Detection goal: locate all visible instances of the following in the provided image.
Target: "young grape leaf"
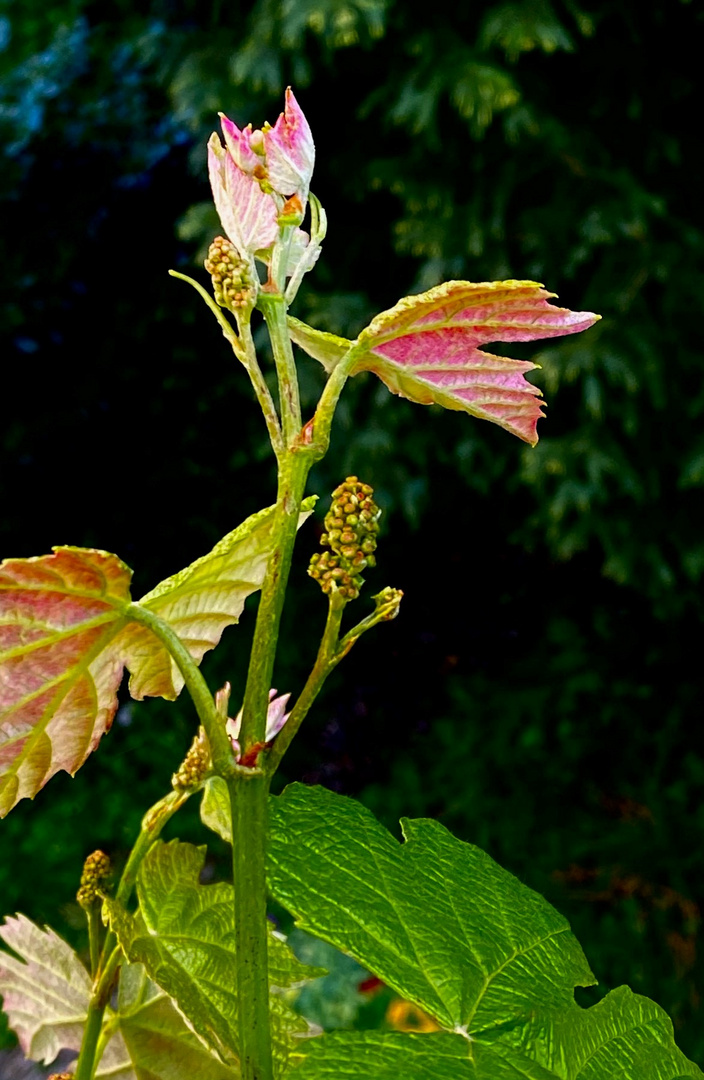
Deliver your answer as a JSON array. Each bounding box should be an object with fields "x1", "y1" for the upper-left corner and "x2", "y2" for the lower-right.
[
  {"x1": 105, "y1": 839, "x2": 324, "y2": 1076},
  {"x1": 268, "y1": 784, "x2": 702, "y2": 1080},
  {"x1": 0, "y1": 915, "x2": 237, "y2": 1078},
  {"x1": 291, "y1": 281, "x2": 600, "y2": 444},
  {"x1": 0, "y1": 914, "x2": 92, "y2": 1064},
  {"x1": 200, "y1": 775, "x2": 233, "y2": 841},
  {"x1": 110, "y1": 961, "x2": 238, "y2": 1080},
  {"x1": 0, "y1": 499, "x2": 315, "y2": 817}
]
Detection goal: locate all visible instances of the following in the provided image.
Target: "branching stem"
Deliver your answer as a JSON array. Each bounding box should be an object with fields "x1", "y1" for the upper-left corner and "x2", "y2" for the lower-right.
[
  {"x1": 125, "y1": 603, "x2": 234, "y2": 777},
  {"x1": 73, "y1": 788, "x2": 192, "y2": 1080}
]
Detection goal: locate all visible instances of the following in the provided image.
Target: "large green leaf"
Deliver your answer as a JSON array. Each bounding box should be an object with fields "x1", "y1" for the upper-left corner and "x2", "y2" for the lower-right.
[
  {"x1": 480, "y1": 982, "x2": 703, "y2": 1080},
  {"x1": 0, "y1": 915, "x2": 233, "y2": 1079},
  {"x1": 105, "y1": 839, "x2": 323, "y2": 1077},
  {"x1": 268, "y1": 784, "x2": 702, "y2": 1080},
  {"x1": 0, "y1": 499, "x2": 315, "y2": 816},
  {"x1": 290, "y1": 1030, "x2": 559, "y2": 1080},
  {"x1": 269, "y1": 783, "x2": 595, "y2": 1032}
]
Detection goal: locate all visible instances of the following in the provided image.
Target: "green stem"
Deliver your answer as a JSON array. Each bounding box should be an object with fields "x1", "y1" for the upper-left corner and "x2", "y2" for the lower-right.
[
  {"x1": 116, "y1": 788, "x2": 192, "y2": 904},
  {"x1": 307, "y1": 344, "x2": 363, "y2": 461},
  {"x1": 73, "y1": 945, "x2": 122, "y2": 1080},
  {"x1": 239, "y1": 318, "x2": 285, "y2": 460},
  {"x1": 258, "y1": 293, "x2": 301, "y2": 447},
  {"x1": 266, "y1": 591, "x2": 345, "y2": 775},
  {"x1": 125, "y1": 603, "x2": 234, "y2": 777},
  {"x1": 168, "y1": 270, "x2": 284, "y2": 459},
  {"x1": 229, "y1": 772, "x2": 273, "y2": 1080},
  {"x1": 226, "y1": 294, "x2": 316, "y2": 1080},
  {"x1": 238, "y1": 452, "x2": 311, "y2": 752},
  {"x1": 267, "y1": 587, "x2": 403, "y2": 776},
  {"x1": 88, "y1": 906, "x2": 101, "y2": 979},
  {"x1": 73, "y1": 994, "x2": 105, "y2": 1080},
  {"x1": 73, "y1": 788, "x2": 192, "y2": 1080}
]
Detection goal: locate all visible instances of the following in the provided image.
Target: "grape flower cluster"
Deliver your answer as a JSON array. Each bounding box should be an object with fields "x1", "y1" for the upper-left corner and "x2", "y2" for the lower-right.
[
  {"x1": 172, "y1": 726, "x2": 210, "y2": 790},
  {"x1": 205, "y1": 236, "x2": 257, "y2": 312},
  {"x1": 76, "y1": 850, "x2": 112, "y2": 910},
  {"x1": 308, "y1": 477, "x2": 380, "y2": 601}
]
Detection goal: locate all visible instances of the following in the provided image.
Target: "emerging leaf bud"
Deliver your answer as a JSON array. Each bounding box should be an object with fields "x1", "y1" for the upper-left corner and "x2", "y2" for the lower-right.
[
  {"x1": 205, "y1": 236, "x2": 257, "y2": 312},
  {"x1": 308, "y1": 477, "x2": 381, "y2": 602},
  {"x1": 172, "y1": 726, "x2": 211, "y2": 790},
  {"x1": 76, "y1": 850, "x2": 112, "y2": 909}
]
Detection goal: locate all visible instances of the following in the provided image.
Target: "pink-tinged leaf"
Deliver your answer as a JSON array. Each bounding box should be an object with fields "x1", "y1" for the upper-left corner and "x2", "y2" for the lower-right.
[
  {"x1": 0, "y1": 501, "x2": 316, "y2": 816},
  {"x1": 208, "y1": 134, "x2": 278, "y2": 257},
  {"x1": 0, "y1": 548, "x2": 133, "y2": 817},
  {"x1": 335, "y1": 280, "x2": 599, "y2": 445},
  {"x1": 0, "y1": 916, "x2": 237, "y2": 1079},
  {"x1": 226, "y1": 688, "x2": 291, "y2": 758},
  {"x1": 218, "y1": 114, "x2": 260, "y2": 174},
  {"x1": 0, "y1": 914, "x2": 93, "y2": 1063},
  {"x1": 263, "y1": 87, "x2": 315, "y2": 199}
]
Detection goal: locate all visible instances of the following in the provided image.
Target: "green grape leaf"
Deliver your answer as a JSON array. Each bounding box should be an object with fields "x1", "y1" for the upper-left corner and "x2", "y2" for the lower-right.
[
  {"x1": 480, "y1": 982, "x2": 704, "y2": 1080},
  {"x1": 200, "y1": 775, "x2": 234, "y2": 842},
  {"x1": 268, "y1": 785, "x2": 702, "y2": 1080},
  {"x1": 269, "y1": 783, "x2": 595, "y2": 1032},
  {"x1": 290, "y1": 1030, "x2": 559, "y2": 1079},
  {"x1": 0, "y1": 499, "x2": 315, "y2": 817},
  {"x1": 109, "y1": 961, "x2": 238, "y2": 1080},
  {"x1": 105, "y1": 839, "x2": 323, "y2": 1077},
  {"x1": 0, "y1": 915, "x2": 234, "y2": 1079},
  {"x1": 290, "y1": 282, "x2": 600, "y2": 444},
  {"x1": 287, "y1": 316, "x2": 352, "y2": 372}
]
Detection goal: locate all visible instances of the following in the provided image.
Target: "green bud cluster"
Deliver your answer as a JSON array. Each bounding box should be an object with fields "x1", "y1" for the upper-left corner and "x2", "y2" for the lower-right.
[
  {"x1": 172, "y1": 727, "x2": 210, "y2": 790},
  {"x1": 205, "y1": 236, "x2": 256, "y2": 312},
  {"x1": 76, "y1": 850, "x2": 111, "y2": 910},
  {"x1": 308, "y1": 477, "x2": 380, "y2": 601}
]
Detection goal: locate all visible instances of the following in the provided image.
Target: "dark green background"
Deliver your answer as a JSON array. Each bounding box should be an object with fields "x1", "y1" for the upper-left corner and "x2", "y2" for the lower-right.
[{"x1": 1, "y1": 0, "x2": 703, "y2": 1061}]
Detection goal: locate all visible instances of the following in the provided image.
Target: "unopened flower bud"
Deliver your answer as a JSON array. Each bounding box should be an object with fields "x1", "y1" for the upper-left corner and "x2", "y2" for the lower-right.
[
  {"x1": 308, "y1": 477, "x2": 381, "y2": 602},
  {"x1": 77, "y1": 850, "x2": 112, "y2": 909},
  {"x1": 205, "y1": 236, "x2": 257, "y2": 313},
  {"x1": 49, "y1": 1073, "x2": 74, "y2": 1079},
  {"x1": 172, "y1": 726, "x2": 211, "y2": 790}
]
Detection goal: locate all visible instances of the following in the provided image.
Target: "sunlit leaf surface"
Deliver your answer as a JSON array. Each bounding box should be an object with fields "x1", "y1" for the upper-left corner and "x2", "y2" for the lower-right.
[
  {"x1": 0, "y1": 500, "x2": 315, "y2": 815},
  {"x1": 269, "y1": 784, "x2": 702, "y2": 1079},
  {"x1": 106, "y1": 839, "x2": 323, "y2": 1076}
]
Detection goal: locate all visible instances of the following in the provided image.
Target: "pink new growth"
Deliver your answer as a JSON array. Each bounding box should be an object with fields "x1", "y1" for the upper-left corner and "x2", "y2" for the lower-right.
[
  {"x1": 208, "y1": 136, "x2": 279, "y2": 256},
  {"x1": 210, "y1": 88, "x2": 315, "y2": 261},
  {"x1": 226, "y1": 689, "x2": 291, "y2": 760},
  {"x1": 356, "y1": 281, "x2": 601, "y2": 445},
  {"x1": 263, "y1": 88, "x2": 315, "y2": 200}
]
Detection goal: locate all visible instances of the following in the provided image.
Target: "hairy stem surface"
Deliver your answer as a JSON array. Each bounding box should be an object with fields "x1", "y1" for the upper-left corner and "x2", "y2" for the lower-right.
[{"x1": 229, "y1": 772, "x2": 273, "y2": 1080}]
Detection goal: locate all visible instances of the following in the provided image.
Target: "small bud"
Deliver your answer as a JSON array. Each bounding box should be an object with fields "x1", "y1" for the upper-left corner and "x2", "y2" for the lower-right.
[
  {"x1": 308, "y1": 477, "x2": 380, "y2": 603},
  {"x1": 172, "y1": 727, "x2": 211, "y2": 790},
  {"x1": 205, "y1": 236, "x2": 257, "y2": 313},
  {"x1": 49, "y1": 1073, "x2": 75, "y2": 1080},
  {"x1": 77, "y1": 850, "x2": 112, "y2": 909}
]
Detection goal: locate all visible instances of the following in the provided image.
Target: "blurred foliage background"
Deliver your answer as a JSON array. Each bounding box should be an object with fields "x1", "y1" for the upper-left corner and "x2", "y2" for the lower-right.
[{"x1": 1, "y1": 0, "x2": 704, "y2": 1065}]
